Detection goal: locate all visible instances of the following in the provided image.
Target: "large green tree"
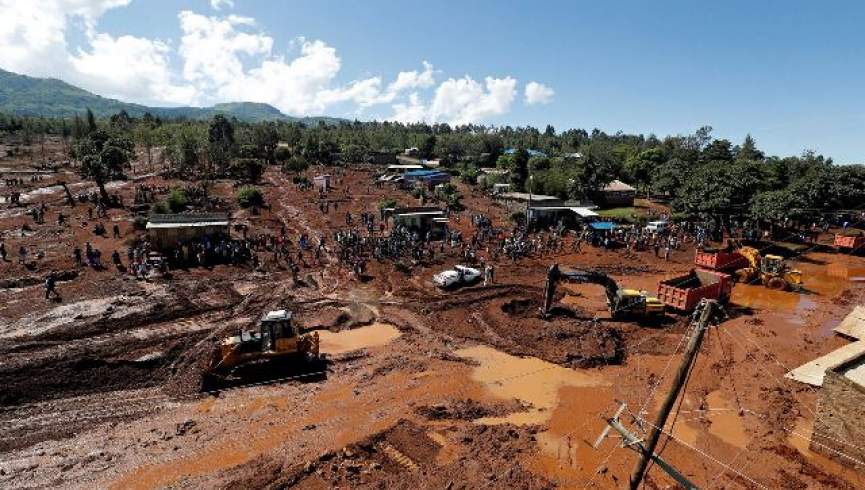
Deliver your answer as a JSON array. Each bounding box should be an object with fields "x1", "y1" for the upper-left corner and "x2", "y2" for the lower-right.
[{"x1": 75, "y1": 129, "x2": 134, "y2": 202}]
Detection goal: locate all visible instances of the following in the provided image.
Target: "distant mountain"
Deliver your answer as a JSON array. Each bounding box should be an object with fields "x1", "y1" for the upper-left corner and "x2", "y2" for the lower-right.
[{"x1": 0, "y1": 68, "x2": 345, "y2": 124}]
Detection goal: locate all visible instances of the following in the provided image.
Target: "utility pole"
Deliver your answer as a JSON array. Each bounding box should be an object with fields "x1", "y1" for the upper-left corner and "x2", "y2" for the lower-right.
[
  {"x1": 594, "y1": 403, "x2": 698, "y2": 489},
  {"x1": 629, "y1": 299, "x2": 717, "y2": 490}
]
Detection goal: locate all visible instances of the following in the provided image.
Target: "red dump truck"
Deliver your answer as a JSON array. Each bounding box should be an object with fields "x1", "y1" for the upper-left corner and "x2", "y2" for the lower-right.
[
  {"x1": 834, "y1": 234, "x2": 865, "y2": 251},
  {"x1": 694, "y1": 249, "x2": 749, "y2": 272},
  {"x1": 657, "y1": 269, "x2": 733, "y2": 311}
]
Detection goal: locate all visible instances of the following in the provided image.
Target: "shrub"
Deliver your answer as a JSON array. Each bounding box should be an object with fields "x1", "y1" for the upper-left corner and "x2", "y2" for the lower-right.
[
  {"x1": 510, "y1": 211, "x2": 526, "y2": 225},
  {"x1": 274, "y1": 146, "x2": 291, "y2": 162},
  {"x1": 237, "y1": 186, "x2": 265, "y2": 208},
  {"x1": 166, "y1": 189, "x2": 188, "y2": 213},
  {"x1": 379, "y1": 197, "x2": 397, "y2": 210},
  {"x1": 152, "y1": 201, "x2": 169, "y2": 214},
  {"x1": 133, "y1": 216, "x2": 148, "y2": 230},
  {"x1": 283, "y1": 155, "x2": 309, "y2": 173}
]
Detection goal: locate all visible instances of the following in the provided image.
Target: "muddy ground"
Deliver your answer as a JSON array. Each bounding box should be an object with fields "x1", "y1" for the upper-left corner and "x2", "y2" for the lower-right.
[{"x1": 1, "y1": 137, "x2": 865, "y2": 489}]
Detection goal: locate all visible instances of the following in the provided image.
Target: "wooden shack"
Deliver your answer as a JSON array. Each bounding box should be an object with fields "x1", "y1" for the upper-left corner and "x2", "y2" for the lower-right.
[{"x1": 146, "y1": 213, "x2": 230, "y2": 251}]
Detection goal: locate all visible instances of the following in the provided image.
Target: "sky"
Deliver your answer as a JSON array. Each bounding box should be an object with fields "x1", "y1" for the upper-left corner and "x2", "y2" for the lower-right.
[{"x1": 0, "y1": 0, "x2": 863, "y2": 163}]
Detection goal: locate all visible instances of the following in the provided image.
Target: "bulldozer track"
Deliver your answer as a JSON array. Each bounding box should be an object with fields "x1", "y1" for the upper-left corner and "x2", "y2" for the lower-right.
[
  {"x1": 376, "y1": 442, "x2": 420, "y2": 472},
  {"x1": 2, "y1": 313, "x2": 223, "y2": 366}
]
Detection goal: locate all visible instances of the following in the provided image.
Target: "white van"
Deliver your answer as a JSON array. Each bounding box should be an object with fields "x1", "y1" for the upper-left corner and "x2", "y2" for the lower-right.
[{"x1": 645, "y1": 220, "x2": 669, "y2": 233}]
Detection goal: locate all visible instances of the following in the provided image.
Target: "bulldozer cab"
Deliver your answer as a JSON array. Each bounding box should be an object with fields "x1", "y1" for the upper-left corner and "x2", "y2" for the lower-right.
[
  {"x1": 761, "y1": 255, "x2": 785, "y2": 275},
  {"x1": 259, "y1": 310, "x2": 295, "y2": 352}
]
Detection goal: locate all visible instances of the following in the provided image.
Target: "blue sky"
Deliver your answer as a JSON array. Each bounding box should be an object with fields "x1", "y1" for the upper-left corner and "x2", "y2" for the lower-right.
[{"x1": 1, "y1": 0, "x2": 863, "y2": 162}]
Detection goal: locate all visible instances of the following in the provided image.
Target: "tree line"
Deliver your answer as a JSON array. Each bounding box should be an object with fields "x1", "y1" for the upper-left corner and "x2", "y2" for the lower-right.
[{"x1": 1, "y1": 110, "x2": 863, "y2": 224}]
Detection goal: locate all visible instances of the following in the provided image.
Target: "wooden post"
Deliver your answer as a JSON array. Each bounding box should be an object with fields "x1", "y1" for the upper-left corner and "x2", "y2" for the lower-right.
[{"x1": 630, "y1": 299, "x2": 716, "y2": 490}]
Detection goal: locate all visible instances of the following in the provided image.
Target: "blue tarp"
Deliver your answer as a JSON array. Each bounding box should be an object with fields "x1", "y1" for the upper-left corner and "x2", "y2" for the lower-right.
[
  {"x1": 589, "y1": 222, "x2": 616, "y2": 231},
  {"x1": 404, "y1": 170, "x2": 443, "y2": 177}
]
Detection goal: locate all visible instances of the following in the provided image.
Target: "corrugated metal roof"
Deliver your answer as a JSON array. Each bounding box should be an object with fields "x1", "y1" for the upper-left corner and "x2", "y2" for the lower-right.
[
  {"x1": 147, "y1": 213, "x2": 229, "y2": 224},
  {"x1": 146, "y1": 221, "x2": 229, "y2": 229},
  {"x1": 602, "y1": 180, "x2": 636, "y2": 192}
]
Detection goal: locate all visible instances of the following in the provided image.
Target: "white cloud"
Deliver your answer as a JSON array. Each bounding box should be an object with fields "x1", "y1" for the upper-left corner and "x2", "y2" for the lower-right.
[
  {"x1": 210, "y1": 0, "x2": 234, "y2": 10},
  {"x1": 0, "y1": 2, "x2": 523, "y2": 122},
  {"x1": 391, "y1": 76, "x2": 518, "y2": 125},
  {"x1": 392, "y1": 92, "x2": 427, "y2": 123},
  {"x1": 70, "y1": 32, "x2": 196, "y2": 105},
  {"x1": 388, "y1": 61, "x2": 435, "y2": 94},
  {"x1": 525, "y1": 81, "x2": 554, "y2": 105},
  {"x1": 0, "y1": 0, "x2": 191, "y2": 105}
]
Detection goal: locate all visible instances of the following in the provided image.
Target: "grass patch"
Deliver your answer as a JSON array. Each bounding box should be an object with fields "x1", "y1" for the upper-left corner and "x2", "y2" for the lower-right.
[{"x1": 597, "y1": 207, "x2": 646, "y2": 223}]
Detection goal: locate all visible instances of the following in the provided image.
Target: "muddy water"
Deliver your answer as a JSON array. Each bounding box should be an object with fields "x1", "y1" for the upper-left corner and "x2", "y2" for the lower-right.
[
  {"x1": 455, "y1": 345, "x2": 608, "y2": 425},
  {"x1": 317, "y1": 322, "x2": 401, "y2": 355},
  {"x1": 704, "y1": 391, "x2": 749, "y2": 448},
  {"x1": 730, "y1": 260, "x2": 858, "y2": 327}
]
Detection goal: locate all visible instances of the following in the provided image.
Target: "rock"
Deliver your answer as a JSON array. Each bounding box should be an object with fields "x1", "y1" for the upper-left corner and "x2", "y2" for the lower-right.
[{"x1": 175, "y1": 419, "x2": 196, "y2": 436}]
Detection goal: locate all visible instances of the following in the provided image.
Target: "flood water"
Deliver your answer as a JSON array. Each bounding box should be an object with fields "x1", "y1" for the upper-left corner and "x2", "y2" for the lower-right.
[
  {"x1": 317, "y1": 322, "x2": 401, "y2": 355},
  {"x1": 455, "y1": 345, "x2": 608, "y2": 425}
]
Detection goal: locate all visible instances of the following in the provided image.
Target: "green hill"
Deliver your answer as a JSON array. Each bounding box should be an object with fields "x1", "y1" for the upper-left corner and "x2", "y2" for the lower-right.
[{"x1": 0, "y1": 68, "x2": 344, "y2": 124}]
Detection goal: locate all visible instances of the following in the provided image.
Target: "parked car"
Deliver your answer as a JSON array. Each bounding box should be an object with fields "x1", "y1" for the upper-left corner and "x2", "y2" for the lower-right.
[
  {"x1": 433, "y1": 265, "x2": 481, "y2": 289},
  {"x1": 645, "y1": 220, "x2": 669, "y2": 233}
]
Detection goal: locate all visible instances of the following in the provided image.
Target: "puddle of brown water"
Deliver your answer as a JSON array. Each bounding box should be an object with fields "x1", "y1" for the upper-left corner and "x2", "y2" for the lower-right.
[
  {"x1": 455, "y1": 345, "x2": 609, "y2": 425},
  {"x1": 704, "y1": 391, "x2": 749, "y2": 449},
  {"x1": 317, "y1": 322, "x2": 401, "y2": 355},
  {"x1": 825, "y1": 262, "x2": 865, "y2": 281}
]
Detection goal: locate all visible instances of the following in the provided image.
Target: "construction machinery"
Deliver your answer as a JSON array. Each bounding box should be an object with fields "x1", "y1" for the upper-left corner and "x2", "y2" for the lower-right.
[
  {"x1": 735, "y1": 246, "x2": 803, "y2": 291},
  {"x1": 207, "y1": 309, "x2": 319, "y2": 374},
  {"x1": 542, "y1": 264, "x2": 665, "y2": 319}
]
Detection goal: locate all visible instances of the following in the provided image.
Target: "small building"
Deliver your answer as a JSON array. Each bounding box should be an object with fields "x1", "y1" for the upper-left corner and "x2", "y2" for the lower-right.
[
  {"x1": 498, "y1": 192, "x2": 563, "y2": 208},
  {"x1": 146, "y1": 213, "x2": 230, "y2": 251},
  {"x1": 392, "y1": 206, "x2": 448, "y2": 239},
  {"x1": 313, "y1": 174, "x2": 331, "y2": 192},
  {"x1": 527, "y1": 205, "x2": 599, "y2": 229},
  {"x1": 811, "y1": 351, "x2": 865, "y2": 469},
  {"x1": 403, "y1": 169, "x2": 451, "y2": 190},
  {"x1": 396, "y1": 154, "x2": 423, "y2": 166},
  {"x1": 404, "y1": 147, "x2": 419, "y2": 156},
  {"x1": 491, "y1": 183, "x2": 511, "y2": 195},
  {"x1": 503, "y1": 148, "x2": 548, "y2": 158},
  {"x1": 596, "y1": 180, "x2": 637, "y2": 207}
]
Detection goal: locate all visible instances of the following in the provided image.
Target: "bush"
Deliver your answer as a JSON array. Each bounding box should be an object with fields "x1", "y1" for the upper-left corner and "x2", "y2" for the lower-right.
[
  {"x1": 379, "y1": 197, "x2": 397, "y2": 210},
  {"x1": 152, "y1": 201, "x2": 169, "y2": 214},
  {"x1": 510, "y1": 211, "x2": 526, "y2": 225},
  {"x1": 167, "y1": 189, "x2": 188, "y2": 213},
  {"x1": 133, "y1": 216, "x2": 148, "y2": 230},
  {"x1": 283, "y1": 155, "x2": 309, "y2": 173},
  {"x1": 237, "y1": 186, "x2": 265, "y2": 208},
  {"x1": 230, "y1": 158, "x2": 264, "y2": 182},
  {"x1": 274, "y1": 146, "x2": 291, "y2": 162}
]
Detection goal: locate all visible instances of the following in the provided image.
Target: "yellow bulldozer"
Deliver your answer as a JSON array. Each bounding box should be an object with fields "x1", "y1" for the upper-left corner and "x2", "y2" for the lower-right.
[
  {"x1": 735, "y1": 247, "x2": 803, "y2": 291},
  {"x1": 207, "y1": 309, "x2": 320, "y2": 374}
]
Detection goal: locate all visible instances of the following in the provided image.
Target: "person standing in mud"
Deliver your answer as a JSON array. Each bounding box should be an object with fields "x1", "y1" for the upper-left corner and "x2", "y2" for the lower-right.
[
  {"x1": 44, "y1": 271, "x2": 59, "y2": 300},
  {"x1": 0, "y1": 241, "x2": 5, "y2": 261},
  {"x1": 73, "y1": 246, "x2": 82, "y2": 267}
]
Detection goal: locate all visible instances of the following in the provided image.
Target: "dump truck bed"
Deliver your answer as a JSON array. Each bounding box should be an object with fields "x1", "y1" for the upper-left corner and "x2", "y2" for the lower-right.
[
  {"x1": 834, "y1": 234, "x2": 865, "y2": 250},
  {"x1": 694, "y1": 249, "x2": 749, "y2": 271},
  {"x1": 657, "y1": 269, "x2": 732, "y2": 311}
]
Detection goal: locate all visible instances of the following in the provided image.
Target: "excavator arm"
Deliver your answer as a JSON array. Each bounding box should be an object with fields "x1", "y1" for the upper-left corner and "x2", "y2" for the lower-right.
[{"x1": 542, "y1": 264, "x2": 620, "y2": 317}]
